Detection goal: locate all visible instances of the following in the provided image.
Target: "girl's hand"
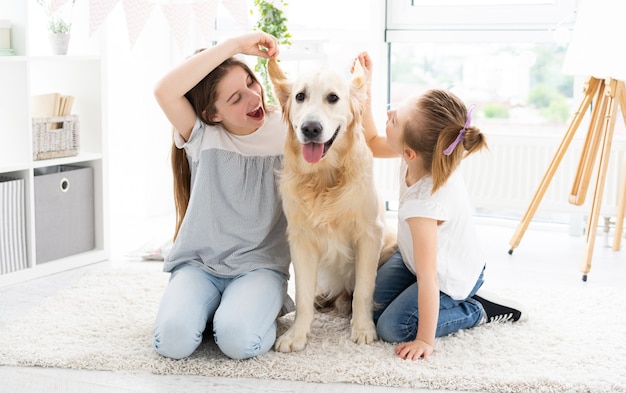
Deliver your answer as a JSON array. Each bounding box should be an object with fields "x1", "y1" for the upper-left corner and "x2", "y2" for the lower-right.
[
  {"x1": 395, "y1": 339, "x2": 434, "y2": 360},
  {"x1": 233, "y1": 31, "x2": 280, "y2": 59}
]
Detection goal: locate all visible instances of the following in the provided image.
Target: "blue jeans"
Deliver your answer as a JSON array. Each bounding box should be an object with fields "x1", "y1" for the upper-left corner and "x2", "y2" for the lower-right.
[
  {"x1": 373, "y1": 250, "x2": 484, "y2": 343},
  {"x1": 153, "y1": 264, "x2": 287, "y2": 360}
]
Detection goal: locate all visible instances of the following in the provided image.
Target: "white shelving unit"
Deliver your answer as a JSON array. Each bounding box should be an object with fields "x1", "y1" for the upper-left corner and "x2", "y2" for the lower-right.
[{"x1": 0, "y1": 0, "x2": 109, "y2": 286}]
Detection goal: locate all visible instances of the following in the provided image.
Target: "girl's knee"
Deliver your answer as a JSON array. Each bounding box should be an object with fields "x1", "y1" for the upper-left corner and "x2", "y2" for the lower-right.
[
  {"x1": 153, "y1": 320, "x2": 203, "y2": 360},
  {"x1": 213, "y1": 314, "x2": 276, "y2": 359},
  {"x1": 376, "y1": 317, "x2": 396, "y2": 343},
  {"x1": 214, "y1": 322, "x2": 275, "y2": 360},
  {"x1": 376, "y1": 315, "x2": 413, "y2": 344}
]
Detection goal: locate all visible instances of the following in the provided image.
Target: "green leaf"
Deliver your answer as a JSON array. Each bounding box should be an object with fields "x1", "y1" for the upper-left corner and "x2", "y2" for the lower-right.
[{"x1": 252, "y1": 0, "x2": 292, "y2": 104}]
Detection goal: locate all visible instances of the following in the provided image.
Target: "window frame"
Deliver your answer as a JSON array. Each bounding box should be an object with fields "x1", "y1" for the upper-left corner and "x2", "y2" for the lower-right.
[{"x1": 385, "y1": 0, "x2": 578, "y2": 43}]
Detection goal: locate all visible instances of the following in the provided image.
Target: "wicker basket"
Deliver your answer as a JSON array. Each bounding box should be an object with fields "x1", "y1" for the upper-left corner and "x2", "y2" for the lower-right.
[{"x1": 32, "y1": 115, "x2": 80, "y2": 160}]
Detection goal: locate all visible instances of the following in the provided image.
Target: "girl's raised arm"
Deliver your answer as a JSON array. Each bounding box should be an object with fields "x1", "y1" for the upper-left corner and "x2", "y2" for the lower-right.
[
  {"x1": 154, "y1": 32, "x2": 279, "y2": 141},
  {"x1": 353, "y1": 52, "x2": 399, "y2": 159}
]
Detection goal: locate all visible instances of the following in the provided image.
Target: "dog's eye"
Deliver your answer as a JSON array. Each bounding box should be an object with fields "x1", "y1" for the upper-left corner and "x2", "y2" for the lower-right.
[
  {"x1": 327, "y1": 94, "x2": 339, "y2": 104},
  {"x1": 295, "y1": 92, "x2": 305, "y2": 102}
]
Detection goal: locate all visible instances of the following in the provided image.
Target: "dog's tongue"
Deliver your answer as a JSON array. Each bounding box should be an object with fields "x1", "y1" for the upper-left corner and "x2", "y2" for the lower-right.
[{"x1": 302, "y1": 143, "x2": 324, "y2": 163}]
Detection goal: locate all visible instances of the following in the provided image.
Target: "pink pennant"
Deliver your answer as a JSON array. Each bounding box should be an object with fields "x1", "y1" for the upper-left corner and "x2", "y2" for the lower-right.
[
  {"x1": 122, "y1": 0, "x2": 155, "y2": 48},
  {"x1": 48, "y1": 0, "x2": 71, "y2": 16},
  {"x1": 161, "y1": 4, "x2": 193, "y2": 52},
  {"x1": 221, "y1": 0, "x2": 249, "y2": 29},
  {"x1": 193, "y1": 0, "x2": 219, "y2": 46},
  {"x1": 89, "y1": 0, "x2": 120, "y2": 35}
]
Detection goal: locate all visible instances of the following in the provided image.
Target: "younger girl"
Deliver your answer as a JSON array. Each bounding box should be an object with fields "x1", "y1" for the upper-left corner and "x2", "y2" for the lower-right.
[
  {"x1": 152, "y1": 32, "x2": 290, "y2": 360},
  {"x1": 356, "y1": 53, "x2": 526, "y2": 361}
]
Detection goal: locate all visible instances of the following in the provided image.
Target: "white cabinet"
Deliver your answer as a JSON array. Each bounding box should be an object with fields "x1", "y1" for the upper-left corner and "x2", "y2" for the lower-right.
[{"x1": 0, "y1": 0, "x2": 109, "y2": 286}]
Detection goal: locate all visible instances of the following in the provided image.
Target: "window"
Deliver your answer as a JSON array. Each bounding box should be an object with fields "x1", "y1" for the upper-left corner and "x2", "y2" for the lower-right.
[
  {"x1": 385, "y1": 0, "x2": 625, "y2": 136},
  {"x1": 383, "y1": 0, "x2": 626, "y2": 223},
  {"x1": 388, "y1": 41, "x2": 575, "y2": 135}
]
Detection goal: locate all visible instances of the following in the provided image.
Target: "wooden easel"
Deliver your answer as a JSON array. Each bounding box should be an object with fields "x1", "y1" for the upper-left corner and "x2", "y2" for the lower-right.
[{"x1": 507, "y1": 76, "x2": 626, "y2": 281}]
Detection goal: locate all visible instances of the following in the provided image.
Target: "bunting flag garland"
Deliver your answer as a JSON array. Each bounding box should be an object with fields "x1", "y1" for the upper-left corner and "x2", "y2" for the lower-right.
[
  {"x1": 86, "y1": 0, "x2": 249, "y2": 50},
  {"x1": 47, "y1": 0, "x2": 72, "y2": 15},
  {"x1": 220, "y1": 0, "x2": 249, "y2": 29},
  {"x1": 160, "y1": 3, "x2": 193, "y2": 52},
  {"x1": 122, "y1": 0, "x2": 155, "y2": 48},
  {"x1": 192, "y1": 1, "x2": 219, "y2": 46},
  {"x1": 89, "y1": 0, "x2": 119, "y2": 36}
]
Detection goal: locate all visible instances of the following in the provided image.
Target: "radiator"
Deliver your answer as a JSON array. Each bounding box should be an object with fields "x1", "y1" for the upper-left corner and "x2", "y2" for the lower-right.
[{"x1": 374, "y1": 133, "x2": 626, "y2": 223}]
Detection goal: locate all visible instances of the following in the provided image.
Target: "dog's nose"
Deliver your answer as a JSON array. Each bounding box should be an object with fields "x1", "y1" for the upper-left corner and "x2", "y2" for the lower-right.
[{"x1": 301, "y1": 120, "x2": 323, "y2": 140}]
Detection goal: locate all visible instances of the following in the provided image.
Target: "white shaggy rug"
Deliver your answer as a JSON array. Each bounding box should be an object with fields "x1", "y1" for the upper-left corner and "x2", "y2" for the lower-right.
[{"x1": 0, "y1": 267, "x2": 625, "y2": 393}]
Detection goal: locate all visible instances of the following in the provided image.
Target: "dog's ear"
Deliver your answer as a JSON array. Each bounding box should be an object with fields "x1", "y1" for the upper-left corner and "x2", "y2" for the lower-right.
[
  {"x1": 349, "y1": 59, "x2": 368, "y2": 114},
  {"x1": 268, "y1": 58, "x2": 291, "y2": 108},
  {"x1": 350, "y1": 57, "x2": 365, "y2": 84}
]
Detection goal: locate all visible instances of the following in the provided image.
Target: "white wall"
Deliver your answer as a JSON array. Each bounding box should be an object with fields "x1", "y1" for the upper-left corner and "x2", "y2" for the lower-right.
[
  {"x1": 101, "y1": 0, "x2": 386, "y2": 256},
  {"x1": 104, "y1": 5, "x2": 176, "y2": 256}
]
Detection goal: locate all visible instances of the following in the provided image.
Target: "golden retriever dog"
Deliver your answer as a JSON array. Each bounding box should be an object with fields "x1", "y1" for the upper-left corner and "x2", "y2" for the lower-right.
[{"x1": 268, "y1": 58, "x2": 396, "y2": 352}]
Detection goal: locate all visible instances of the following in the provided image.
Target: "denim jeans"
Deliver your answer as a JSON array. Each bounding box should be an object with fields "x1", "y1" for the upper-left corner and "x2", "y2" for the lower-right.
[
  {"x1": 373, "y1": 250, "x2": 485, "y2": 343},
  {"x1": 153, "y1": 263, "x2": 287, "y2": 360}
]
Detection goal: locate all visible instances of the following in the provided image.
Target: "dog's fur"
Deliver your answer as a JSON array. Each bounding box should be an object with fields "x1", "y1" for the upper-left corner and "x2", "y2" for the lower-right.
[{"x1": 268, "y1": 58, "x2": 397, "y2": 352}]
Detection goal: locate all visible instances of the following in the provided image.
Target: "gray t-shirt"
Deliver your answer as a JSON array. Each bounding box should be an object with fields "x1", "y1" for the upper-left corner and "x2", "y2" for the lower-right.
[{"x1": 163, "y1": 111, "x2": 290, "y2": 278}]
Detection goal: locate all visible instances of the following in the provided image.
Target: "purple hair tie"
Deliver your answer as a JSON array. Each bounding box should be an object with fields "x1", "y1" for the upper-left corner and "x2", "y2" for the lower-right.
[{"x1": 443, "y1": 104, "x2": 476, "y2": 156}]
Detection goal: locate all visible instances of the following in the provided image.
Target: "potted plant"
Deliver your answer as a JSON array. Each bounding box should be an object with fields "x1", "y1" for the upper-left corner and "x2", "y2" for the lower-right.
[
  {"x1": 251, "y1": 0, "x2": 291, "y2": 105},
  {"x1": 37, "y1": 0, "x2": 75, "y2": 55}
]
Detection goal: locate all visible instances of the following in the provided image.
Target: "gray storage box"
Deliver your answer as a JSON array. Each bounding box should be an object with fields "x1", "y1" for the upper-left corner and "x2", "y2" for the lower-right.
[
  {"x1": 34, "y1": 165, "x2": 95, "y2": 264},
  {"x1": 0, "y1": 177, "x2": 28, "y2": 274}
]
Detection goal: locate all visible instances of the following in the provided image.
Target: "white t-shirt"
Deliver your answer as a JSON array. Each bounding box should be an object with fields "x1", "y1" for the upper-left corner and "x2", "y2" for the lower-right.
[
  {"x1": 396, "y1": 161, "x2": 485, "y2": 300},
  {"x1": 173, "y1": 108, "x2": 286, "y2": 157}
]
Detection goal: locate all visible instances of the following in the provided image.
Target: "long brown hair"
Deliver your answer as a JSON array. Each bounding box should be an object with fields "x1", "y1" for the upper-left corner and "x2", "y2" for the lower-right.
[
  {"x1": 403, "y1": 89, "x2": 487, "y2": 193},
  {"x1": 171, "y1": 56, "x2": 266, "y2": 240}
]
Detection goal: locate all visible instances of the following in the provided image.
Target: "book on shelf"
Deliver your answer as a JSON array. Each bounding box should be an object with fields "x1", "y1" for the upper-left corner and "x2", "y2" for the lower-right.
[{"x1": 32, "y1": 93, "x2": 75, "y2": 118}]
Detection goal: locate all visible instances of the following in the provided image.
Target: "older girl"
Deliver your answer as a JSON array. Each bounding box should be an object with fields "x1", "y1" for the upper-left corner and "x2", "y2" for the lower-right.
[{"x1": 152, "y1": 32, "x2": 290, "y2": 360}]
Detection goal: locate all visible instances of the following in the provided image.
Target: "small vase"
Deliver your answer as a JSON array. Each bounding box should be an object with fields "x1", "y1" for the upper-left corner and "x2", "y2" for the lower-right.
[{"x1": 49, "y1": 33, "x2": 70, "y2": 55}]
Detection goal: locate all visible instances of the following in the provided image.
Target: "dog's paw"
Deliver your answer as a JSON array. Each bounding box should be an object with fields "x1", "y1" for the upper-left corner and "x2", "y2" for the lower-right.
[
  {"x1": 350, "y1": 322, "x2": 378, "y2": 344},
  {"x1": 274, "y1": 329, "x2": 308, "y2": 352}
]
